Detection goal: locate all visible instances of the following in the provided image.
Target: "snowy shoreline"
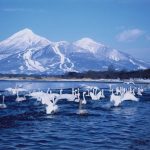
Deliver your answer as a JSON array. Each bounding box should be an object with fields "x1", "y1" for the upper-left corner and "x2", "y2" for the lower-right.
[{"x1": 0, "y1": 77, "x2": 150, "y2": 84}]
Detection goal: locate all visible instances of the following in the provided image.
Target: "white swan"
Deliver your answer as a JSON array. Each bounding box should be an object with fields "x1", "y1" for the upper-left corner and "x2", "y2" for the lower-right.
[
  {"x1": 110, "y1": 89, "x2": 139, "y2": 107},
  {"x1": 29, "y1": 91, "x2": 45, "y2": 101},
  {"x1": 16, "y1": 90, "x2": 26, "y2": 102},
  {"x1": 109, "y1": 84, "x2": 112, "y2": 92},
  {"x1": 101, "y1": 89, "x2": 105, "y2": 98},
  {"x1": 115, "y1": 87, "x2": 121, "y2": 95},
  {"x1": 110, "y1": 90, "x2": 122, "y2": 107},
  {"x1": 122, "y1": 91, "x2": 139, "y2": 101},
  {"x1": 0, "y1": 96, "x2": 7, "y2": 109},
  {"x1": 74, "y1": 89, "x2": 80, "y2": 102},
  {"x1": 82, "y1": 92, "x2": 87, "y2": 104},
  {"x1": 86, "y1": 89, "x2": 90, "y2": 96},
  {"x1": 55, "y1": 89, "x2": 77, "y2": 101},
  {"x1": 137, "y1": 88, "x2": 142, "y2": 96},
  {"x1": 56, "y1": 93, "x2": 77, "y2": 101},
  {"x1": 77, "y1": 92, "x2": 88, "y2": 115},
  {"x1": 5, "y1": 87, "x2": 27, "y2": 95},
  {"x1": 45, "y1": 96, "x2": 58, "y2": 114},
  {"x1": 46, "y1": 88, "x2": 51, "y2": 94},
  {"x1": 90, "y1": 88, "x2": 102, "y2": 100},
  {"x1": 29, "y1": 91, "x2": 59, "y2": 114}
]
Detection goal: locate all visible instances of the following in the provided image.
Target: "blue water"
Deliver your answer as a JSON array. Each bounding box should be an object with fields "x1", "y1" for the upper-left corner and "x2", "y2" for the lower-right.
[{"x1": 0, "y1": 80, "x2": 150, "y2": 150}]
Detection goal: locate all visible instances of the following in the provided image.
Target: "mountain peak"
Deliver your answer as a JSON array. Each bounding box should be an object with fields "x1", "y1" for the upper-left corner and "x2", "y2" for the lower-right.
[
  {"x1": 9, "y1": 28, "x2": 39, "y2": 40},
  {"x1": 73, "y1": 37, "x2": 104, "y2": 54},
  {"x1": 0, "y1": 28, "x2": 50, "y2": 50},
  {"x1": 15, "y1": 28, "x2": 33, "y2": 35}
]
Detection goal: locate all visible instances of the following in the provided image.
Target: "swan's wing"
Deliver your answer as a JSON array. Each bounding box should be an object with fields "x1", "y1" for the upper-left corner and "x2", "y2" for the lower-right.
[
  {"x1": 90, "y1": 92, "x2": 95, "y2": 99},
  {"x1": 97, "y1": 91, "x2": 102, "y2": 99},
  {"x1": 121, "y1": 93, "x2": 139, "y2": 102}
]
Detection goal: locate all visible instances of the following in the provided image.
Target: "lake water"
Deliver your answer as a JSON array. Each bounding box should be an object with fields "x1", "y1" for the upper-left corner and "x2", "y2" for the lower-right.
[{"x1": 0, "y1": 80, "x2": 150, "y2": 150}]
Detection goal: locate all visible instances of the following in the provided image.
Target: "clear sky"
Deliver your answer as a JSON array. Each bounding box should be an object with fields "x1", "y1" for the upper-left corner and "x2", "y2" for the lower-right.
[{"x1": 0, "y1": 0, "x2": 150, "y2": 62}]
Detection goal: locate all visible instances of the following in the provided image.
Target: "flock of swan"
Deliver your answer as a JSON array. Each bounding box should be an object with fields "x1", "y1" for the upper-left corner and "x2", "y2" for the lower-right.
[{"x1": 0, "y1": 84, "x2": 144, "y2": 115}]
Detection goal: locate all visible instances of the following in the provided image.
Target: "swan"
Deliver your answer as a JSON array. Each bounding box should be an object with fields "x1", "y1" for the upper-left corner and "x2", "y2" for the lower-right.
[
  {"x1": 29, "y1": 91, "x2": 45, "y2": 101},
  {"x1": 49, "y1": 90, "x2": 60, "y2": 98},
  {"x1": 86, "y1": 89, "x2": 90, "y2": 96},
  {"x1": 56, "y1": 93, "x2": 77, "y2": 101},
  {"x1": 40, "y1": 95, "x2": 58, "y2": 114},
  {"x1": 29, "y1": 91, "x2": 59, "y2": 114},
  {"x1": 101, "y1": 89, "x2": 105, "y2": 98},
  {"x1": 110, "y1": 90, "x2": 122, "y2": 107},
  {"x1": 0, "y1": 96, "x2": 7, "y2": 109},
  {"x1": 29, "y1": 91, "x2": 56, "y2": 102},
  {"x1": 109, "y1": 84, "x2": 112, "y2": 92},
  {"x1": 82, "y1": 92, "x2": 87, "y2": 104},
  {"x1": 16, "y1": 95, "x2": 26, "y2": 102},
  {"x1": 16, "y1": 90, "x2": 26, "y2": 102},
  {"x1": 5, "y1": 87, "x2": 27, "y2": 95},
  {"x1": 46, "y1": 88, "x2": 51, "y2": 94},
  {"x1": 137, "y1": 88, "x2": 142, "y2": 96},
  {"x1": 132, "y1": 89, "x2": 135, "y2": 96},
  {"x1": 140, "y1": 87, "x2": 144, "y2": 93},
  {"x1": 72, "y1": 88, "x2": 75, "y2": 95},
  {"x1": 122, "y1": 91, "x2": 139, "y2": 101},
  {"x1": 77, "y1": 92, "x2": 88, "y2": 115},
  {"x1": 115, "y1": 87, "x2": 121, "y2": 95},
  {"x1": 59, "y1": 89, "x2": 63, "y2": 95},
  {"x1": 55, "y1": 88, "x2": 77, "y2": 101},
  {"x1": 110, "y1": 90, "x2": 139, "y2": 107},
  {"x1": 90, "y1": 88, "x2": 102, "y2": 100},
  {"x1": 74, "y1": 89, "x2": 80, "y2": 102}
]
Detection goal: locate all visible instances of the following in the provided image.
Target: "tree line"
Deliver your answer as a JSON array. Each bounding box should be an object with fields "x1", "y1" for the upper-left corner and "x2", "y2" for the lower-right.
[
  {"x1": 62, "y1": 69, "x2": 150, "y2": 79},
  {"x1": 0, "y1": 69, "x2": 150, "y2": 79}
]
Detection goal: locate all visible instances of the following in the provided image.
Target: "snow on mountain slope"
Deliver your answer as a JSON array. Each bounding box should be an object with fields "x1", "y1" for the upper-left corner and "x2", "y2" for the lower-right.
[
  {"x1": 0, "y1": 28, "x2": 149, "y2": 74},
  {"x1": 23, "y1": 47, "x2": 47, "y2": 72},
  {"x1": 73, "y1": 37, "x2": 104, "y2": 54},
  {"x1": 0, "y1": 28, "x2": 50, "y2": 46},
  {"x1": 0, "y1": 29, "x2": 76, "y2": 74},
  {"x1": 52, "y1": 42, "x2": 75, "y2": 72},
  {"x1": 0, "y1": 28, "x2": 50, "y2": 60},
  {"x1": 68, "y1": 38, "x2": 150, "y2": 72},
  {"x1": 73, "y1": 38, "x2": 128, "y2": 62}
]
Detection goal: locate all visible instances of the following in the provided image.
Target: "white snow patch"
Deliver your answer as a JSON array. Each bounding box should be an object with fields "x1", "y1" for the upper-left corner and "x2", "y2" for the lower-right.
[
  {"x1": 52, "y1": 43, "x2": 65, "y2": 69},
  {"x1": 129, "y1": 59, "x2": 136, "y2": 65},
  {"x1": 17, "y1": 53, "x2": 21, "y2": 58},
  {"x1": 23, "y1": 48, "x2": 46, "y2": 72},
  {"x1": 138, "y1": 65, "x2": 147, "y2": 69},
  {"x1": 52, "y1": 42, "x2": 75, "y2": 72},
  {"x1": 73, "y1": 37, "x2": 104, "y2": 54},
  {"x1": 0, "y1": 28, "x2": 50, "y2": 48},
  {"x1": 19, "y1": 66, "x2": 24, "y2": 71},
  {"x1": 130, "y1": 59, "x2": 147, "y2": 69},
  {"x1": 0, "y1": 28, "x2": 51, "y2": 60},
  {"x1": 109, "y1": 49, "x2": 120, "y2": 61}
]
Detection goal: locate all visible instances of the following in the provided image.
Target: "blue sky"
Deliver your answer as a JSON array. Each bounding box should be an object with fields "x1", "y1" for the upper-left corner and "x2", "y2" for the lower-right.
[{"x1": 0, "y1": 0, "x2": 150, "y2": 61}]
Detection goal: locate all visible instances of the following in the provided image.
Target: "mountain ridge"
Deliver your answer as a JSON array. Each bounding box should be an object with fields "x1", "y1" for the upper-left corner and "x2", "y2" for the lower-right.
[{"x1": 0, "y1": 28, "x2": 149, "y2": 74}]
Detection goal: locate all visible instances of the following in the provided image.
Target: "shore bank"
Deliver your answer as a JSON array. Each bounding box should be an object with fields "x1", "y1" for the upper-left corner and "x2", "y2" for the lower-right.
[{"x1": 0, "y1": 77, "x2": 150, "y2": 84}]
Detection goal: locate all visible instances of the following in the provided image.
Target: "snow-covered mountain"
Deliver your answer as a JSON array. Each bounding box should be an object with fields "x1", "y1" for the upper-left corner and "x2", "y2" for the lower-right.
[{"x1": 0, "y1": 28, "x2": 149, "y2": 74}]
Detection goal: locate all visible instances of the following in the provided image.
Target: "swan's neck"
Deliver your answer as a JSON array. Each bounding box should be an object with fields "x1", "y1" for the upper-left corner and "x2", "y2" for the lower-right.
[
  {"x1": 47, "y1": 88, "x2": 49, "y2": 93},
  {"x1": 60, "y1": 89, "x2": 63, "y2": 95},
  {"x1": 83, "y1": 93, "x2": 85, "y2": 100},
  {"x1": 72, "y1": 88, "x2": 74, "y2": 95},
  {"x1": 17, "y1": 90, "x2": 19, "y2": 98},
  {"x1": 2, "y1": 96, "x2": 5, "y2": 104}
]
